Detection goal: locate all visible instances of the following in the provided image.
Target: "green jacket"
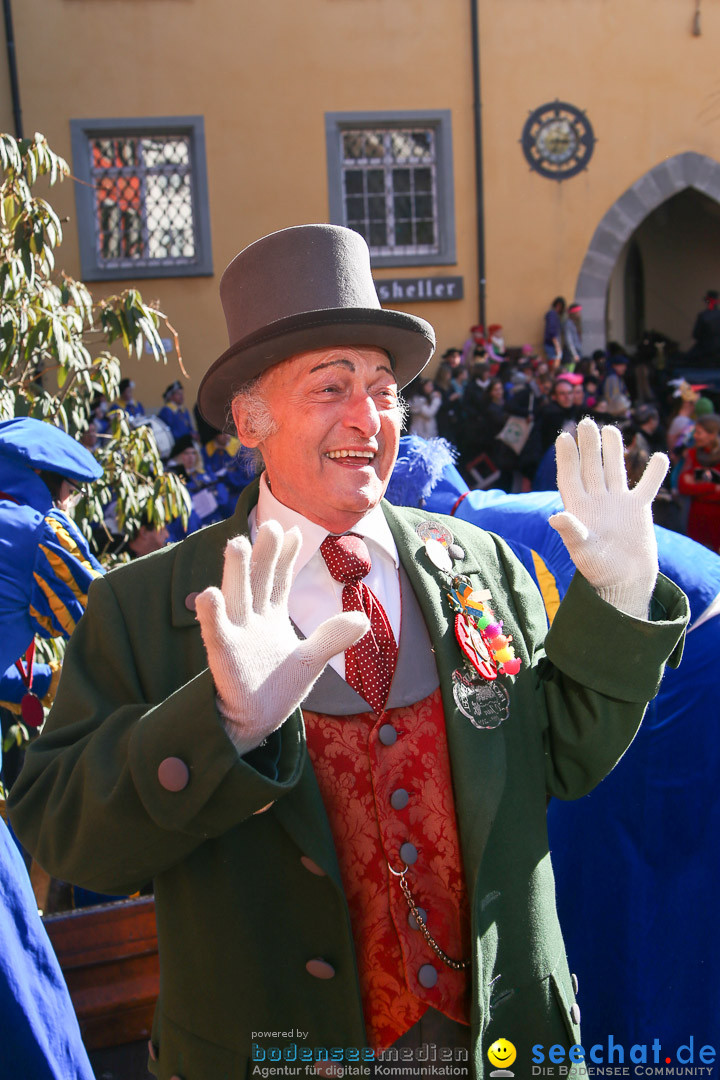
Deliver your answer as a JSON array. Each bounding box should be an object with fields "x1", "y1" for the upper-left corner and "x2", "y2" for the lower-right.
[{"x1": 9, "y1": 482, "x2": 688, "y2": 1080}]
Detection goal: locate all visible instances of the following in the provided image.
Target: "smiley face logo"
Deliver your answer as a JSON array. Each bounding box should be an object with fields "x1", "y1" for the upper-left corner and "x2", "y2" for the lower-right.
[{"x1": 488, "y1": 1039, "x2": 517, "y2": 1070}]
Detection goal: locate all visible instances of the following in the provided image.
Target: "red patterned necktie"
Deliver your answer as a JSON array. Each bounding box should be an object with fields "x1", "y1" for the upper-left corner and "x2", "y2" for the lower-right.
[{"x1": 320, "y1": 533, "x2": 398, "y2": 715}]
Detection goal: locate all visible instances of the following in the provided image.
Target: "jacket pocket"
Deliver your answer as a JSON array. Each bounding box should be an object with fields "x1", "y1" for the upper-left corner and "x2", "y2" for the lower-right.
[{"x1": 153, "y1": 1010, "x2": 247, "y2": 1080}]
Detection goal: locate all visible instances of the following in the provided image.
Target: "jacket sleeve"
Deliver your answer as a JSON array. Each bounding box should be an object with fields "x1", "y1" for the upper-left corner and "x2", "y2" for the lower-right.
[
  {"x1": 8, "y1": 572, "x2": 305, "y2": 896},
  {"x1": 489, "y1": 534, "x2": 689, "y2": 800}
]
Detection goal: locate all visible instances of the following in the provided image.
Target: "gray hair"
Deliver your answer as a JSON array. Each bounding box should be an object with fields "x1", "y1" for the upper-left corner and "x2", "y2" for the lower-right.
[{"x1": 230, "y1": 373, "x2": 278, "y2": 472}]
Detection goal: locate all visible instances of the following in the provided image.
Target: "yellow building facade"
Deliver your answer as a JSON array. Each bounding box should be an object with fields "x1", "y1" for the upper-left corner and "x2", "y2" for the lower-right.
[{"x1": 1, "y1": 0, "x2": 719, "y2": 410}]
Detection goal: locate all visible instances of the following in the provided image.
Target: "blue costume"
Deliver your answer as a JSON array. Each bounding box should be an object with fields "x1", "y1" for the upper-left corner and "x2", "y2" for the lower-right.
[
  {"x1": 0, "y1": 423, "x2": 103, "y2": 677},
  {"x1": 387, "y1": 436, "x2": 719, "y2": 1055},
  {"x1": 157, "y1": 401, "x2": 196, "y2": 442},
  {"x1": 202, "y1": 435, "x2": 255, "y2": 495},
  {"x1": 0, "y1": 419, "x2": 100, "y2": 1078},
  {"x1": 0, "y1": 419, "x2": 103, "y2": 767},
  {"x1": 0, "y1": 818, "x2": 95, "y2": 1080}
]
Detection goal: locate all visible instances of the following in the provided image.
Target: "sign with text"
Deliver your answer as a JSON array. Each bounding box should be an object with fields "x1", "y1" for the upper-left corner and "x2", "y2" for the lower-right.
[{"x1": 375, "y1": 276, "x2": 464, "y2": 303}]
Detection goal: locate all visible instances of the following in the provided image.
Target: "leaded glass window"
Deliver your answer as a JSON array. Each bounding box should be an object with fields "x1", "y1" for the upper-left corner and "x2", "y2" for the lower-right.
[
  {"x1": 70, "y1": 117, "x2": 213, "y2": 281},
  {"x1": 340, "y1": 128, "x2": 439, "y2": 259}
]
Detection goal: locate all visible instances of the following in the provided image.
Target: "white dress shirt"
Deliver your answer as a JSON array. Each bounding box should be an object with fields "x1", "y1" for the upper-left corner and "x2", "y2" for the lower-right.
[{"x1": 249, "y1": 473, "x2": 401, "y2": 678}]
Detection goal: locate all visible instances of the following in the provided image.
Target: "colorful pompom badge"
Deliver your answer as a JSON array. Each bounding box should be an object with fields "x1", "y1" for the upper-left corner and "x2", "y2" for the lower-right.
[{"x1": 447, "y1": 579, "x2": 522, "y2": 681}]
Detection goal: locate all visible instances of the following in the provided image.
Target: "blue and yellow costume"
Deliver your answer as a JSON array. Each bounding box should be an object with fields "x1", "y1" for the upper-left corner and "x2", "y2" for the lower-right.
[{"x1": 0, "y1": 419, "x2": 103, "y2": 722}]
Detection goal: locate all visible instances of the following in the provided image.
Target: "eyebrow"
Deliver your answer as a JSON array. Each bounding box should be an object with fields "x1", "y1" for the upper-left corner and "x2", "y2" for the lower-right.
[{"x1": 308, "y1": 358, "x2": 394, "y2": 377}]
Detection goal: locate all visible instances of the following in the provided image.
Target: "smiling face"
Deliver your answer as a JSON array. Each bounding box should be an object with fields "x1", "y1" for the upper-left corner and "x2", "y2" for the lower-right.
[
  {"x1": 487, "y1": 1039, "x2": 517, "y2": 1069},
  {"x1": 232, "y1": 346, "x2": 402, "y2": 534}
]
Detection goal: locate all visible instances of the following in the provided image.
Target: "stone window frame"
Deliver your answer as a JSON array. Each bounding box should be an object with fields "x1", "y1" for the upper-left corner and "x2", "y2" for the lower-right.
[
  {"x1": 325, "y1": 110, "x2": 456, "y2": 268},
  {"x1": 70, "y1": 115, "x2": 213, "y2": 282}
]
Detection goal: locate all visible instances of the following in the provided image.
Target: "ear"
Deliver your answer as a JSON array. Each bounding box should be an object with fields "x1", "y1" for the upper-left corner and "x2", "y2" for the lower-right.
[{"x1": 231, "y1": 397, "x2": 261, "y2": 448}]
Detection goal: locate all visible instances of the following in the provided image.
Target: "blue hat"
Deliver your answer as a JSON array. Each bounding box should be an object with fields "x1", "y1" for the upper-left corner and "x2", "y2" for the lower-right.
[{"x1": 0, "y1": 418, "x2": 103, "y2": 483}]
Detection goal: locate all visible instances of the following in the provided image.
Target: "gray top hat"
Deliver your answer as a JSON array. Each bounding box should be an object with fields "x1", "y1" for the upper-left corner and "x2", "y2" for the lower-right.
[{"x1": 197, "y1": 224, "x2": 435, "y2": 430}]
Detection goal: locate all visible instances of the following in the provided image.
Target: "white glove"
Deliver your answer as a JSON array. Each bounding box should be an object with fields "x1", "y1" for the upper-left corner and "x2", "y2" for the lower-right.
[
  {"x1": 549, "y1": 418, "x2": 668, "y2": 620},
  {"x1": 195, "y1": 520, "x2": 369, "y2": 754}
]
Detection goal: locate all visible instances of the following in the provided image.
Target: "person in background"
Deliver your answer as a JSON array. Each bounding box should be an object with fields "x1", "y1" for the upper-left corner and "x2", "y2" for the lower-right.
[
  {"x1": 564, "y1": 303, "x2": 583, "y2": 368},
  {"x1": 677, "y1": 413, "x2": 720, "y2": 551},
  {"x1": 543, "y1": 296, "x2": 566, "y2": 367},
  {"x1": 407, "y1": 376, "x2": 442, "y2": 439},
  {"x1": 686, "y1": 289, "x2": 720, "y2": 367},
  {"x1": 433, "y1": 364, "x2": 464, "y2": 448},
  {"x1": 666, "y1": 380, "x2": 701, "y2": 452},
  {"x1": 630, "y1": 405, "x2": 666, "y2": 456},
  {"x1": 169, "y1": 434, "x2": 233, "y2": 528},
  {"x1": 203, "y1": 430, "x2": 255, "y2": 496},
  {"x1": 109, "y1": 377, "x2": 145, "y2": 422},
  {"x1": 538, "y1": 376, "x2": 578, "y2": 453},
  {"x1": 601, "y1": 349, "x2": 632, "y2": 419},
  {"x1": 0, "y1": 418, "x2": 103, "y2": 784},
  {"x1": 158, "y1": 381, "x2": 198, "y2": 442}
]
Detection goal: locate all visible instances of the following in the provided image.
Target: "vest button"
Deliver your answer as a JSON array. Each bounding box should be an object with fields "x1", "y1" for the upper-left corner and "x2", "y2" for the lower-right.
[
  {"x1": 418, "y1": 964, "x2": 438, "y2": 988},
  {"x1": 300, "y1": 856, "x2": 326, "y2": 877},
  {"x1": 390, "y1": 788, "x2": 410, "y2": 810},
  {"x1": 305, "y1": 958, "x2": 335, "y2": 980},
  {"x1": 400, "y1": 842, "x2": 418, "y2": 865},
  {"x1": 408, "y1": 907, "x2": 427, "y2": 930},
  {"x1": 378, "y1": 724, "x2": 397, "y2": 746},
  {"x1": 157, "y1": 757, "x2": 189, "y2": 792},
  {"x1": 571, "y1": 972, "x2": 579, "y2": 994},
  {"x1": 570, "y1": 1003, "x2": 581, "y2": 1025},
  {"x1": 184, "y1": 591, "x2": 199, "y2": 611}
]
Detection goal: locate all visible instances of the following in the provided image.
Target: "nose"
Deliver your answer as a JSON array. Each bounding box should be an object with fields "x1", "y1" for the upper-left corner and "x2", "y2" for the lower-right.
[{"x1": 342, "y1": 388, "x2": 381, "y2": 438}]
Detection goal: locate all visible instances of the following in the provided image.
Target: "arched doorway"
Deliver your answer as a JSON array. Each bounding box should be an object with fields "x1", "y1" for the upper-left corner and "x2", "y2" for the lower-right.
[{"x1": 574, "y1": 152, "x2": 720, "y2": 355}]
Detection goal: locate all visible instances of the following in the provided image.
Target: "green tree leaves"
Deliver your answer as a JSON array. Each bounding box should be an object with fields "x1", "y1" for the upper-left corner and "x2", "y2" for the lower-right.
[{"x1": 1, "y1": 131, "x2": 188, "y2": 564}]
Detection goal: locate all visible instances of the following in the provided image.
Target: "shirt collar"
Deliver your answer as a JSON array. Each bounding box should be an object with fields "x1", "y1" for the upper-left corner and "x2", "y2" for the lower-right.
[{"x1": 253, "y1": 472, "x2": 399, "y2": 576}]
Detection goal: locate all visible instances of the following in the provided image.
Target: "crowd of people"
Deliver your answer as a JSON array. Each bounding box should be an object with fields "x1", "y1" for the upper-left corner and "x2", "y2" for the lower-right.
[
  {"x1": 84, "y1": 376, "x2": 256, "y2": 548},
  {"x1": 406, "y1": 302, "x2": 720, "y2": 554}
]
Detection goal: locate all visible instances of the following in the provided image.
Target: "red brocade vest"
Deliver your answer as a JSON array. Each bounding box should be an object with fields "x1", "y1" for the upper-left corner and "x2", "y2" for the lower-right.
[{"x1": 304, "y1": 686, "x2": 471, "y2": 1050}]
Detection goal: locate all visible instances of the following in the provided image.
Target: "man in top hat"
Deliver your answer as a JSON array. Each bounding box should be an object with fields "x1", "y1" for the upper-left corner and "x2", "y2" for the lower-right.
[
  {"x1": 687, "y1": 289, "x2": 720, "y2": 367},
  {"x1": 10, "y1": 226, "x2": 687, "y2": 1079}
]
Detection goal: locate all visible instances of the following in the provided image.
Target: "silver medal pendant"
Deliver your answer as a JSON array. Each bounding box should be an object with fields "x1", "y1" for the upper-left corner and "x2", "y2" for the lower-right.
[{"x1": 452, "y1": 667, "x2": 510, "y2": 730}]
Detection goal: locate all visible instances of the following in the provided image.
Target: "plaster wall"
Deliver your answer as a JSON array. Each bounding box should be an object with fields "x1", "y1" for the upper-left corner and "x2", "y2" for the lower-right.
[{"x1": 2, "y1": 0, "x2": 720, "y2": 410}]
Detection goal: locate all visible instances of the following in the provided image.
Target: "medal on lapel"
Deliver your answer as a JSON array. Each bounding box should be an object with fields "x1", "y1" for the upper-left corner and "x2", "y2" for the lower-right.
[
  {"x1": 447, "y1": 578, "x2": 522, "y2": 679},
  {"x1": 452, "y1": 667, "x2": 510, "y2": 730}
]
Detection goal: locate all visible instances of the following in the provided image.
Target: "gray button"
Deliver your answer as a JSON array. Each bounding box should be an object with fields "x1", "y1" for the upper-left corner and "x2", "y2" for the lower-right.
[
  {"x1": 301, "y1": 856, "x2": 326, "y2": 877},
  {"x1": 449, "y1": 544, "x2": 465, "y2": 561},
  {"x1": 306, "y1": 958, "x2": 335, "y2": 980},
  {"x1": 184, "y1": 591, "x2": 199, "y2": 612},
  {"x1": 418, "y1": 964, "x2": 438, "y2": 988},
  {"x1": 390, "y1": 788, "x2": 410, "y2": 810},
  {"x1": 570, "y1": 1003, "x2": 581, "y2": 1025},
  {"x1": 571, "y1": 973, "x2": 579, "y2": 994},
  {"x1": 157, "y1": 757, "x2": 189, "y2": 792},
  {"x1": 400, "y1": 842, "x2": 418, "y2": 865},
  {"x1": 378, "y1": 724, "x2": 397, "y2": 746},
  {"x1": 408, "y1": 907, "x2": 427, "y2": 930}
]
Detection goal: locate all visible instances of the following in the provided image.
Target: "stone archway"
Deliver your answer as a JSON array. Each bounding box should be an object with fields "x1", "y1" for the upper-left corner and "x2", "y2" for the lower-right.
[{"x1": 574, "y1": 152, "x2": 720, "y2": 355}]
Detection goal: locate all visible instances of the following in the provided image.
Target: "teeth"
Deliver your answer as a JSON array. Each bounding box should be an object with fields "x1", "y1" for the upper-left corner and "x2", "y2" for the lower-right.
[{"x1": 327, "y1": 450, "x2": 375, "y2": 459}]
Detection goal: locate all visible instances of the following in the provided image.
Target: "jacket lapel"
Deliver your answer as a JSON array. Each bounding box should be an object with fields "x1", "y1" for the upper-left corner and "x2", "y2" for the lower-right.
[
  {"x1": 169, "y1": 481, "x2": 344, "y2": 886},
  {"x1": 382, "y1": 502, "x2": 507, "y2": 892}
]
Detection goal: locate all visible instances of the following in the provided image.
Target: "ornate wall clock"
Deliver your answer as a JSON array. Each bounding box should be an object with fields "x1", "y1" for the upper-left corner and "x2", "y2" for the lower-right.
[{"x1": 520, "y1": 100, "x2": 595, "y2": 180}]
